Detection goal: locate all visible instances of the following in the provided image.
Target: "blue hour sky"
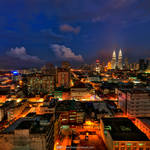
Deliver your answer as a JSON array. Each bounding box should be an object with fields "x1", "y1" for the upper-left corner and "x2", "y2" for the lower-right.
[{"x1": 0, "y1": 0, "x2": 150, "y2": 68}]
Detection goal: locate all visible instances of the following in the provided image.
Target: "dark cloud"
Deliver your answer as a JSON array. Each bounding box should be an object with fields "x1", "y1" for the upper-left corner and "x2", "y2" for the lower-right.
[
  {"x1": 7, "y1": 47, "x2": 42, "y2": 62},
  {"x1": 59, "y1": 24, "x2": 80, "y2": 34}
]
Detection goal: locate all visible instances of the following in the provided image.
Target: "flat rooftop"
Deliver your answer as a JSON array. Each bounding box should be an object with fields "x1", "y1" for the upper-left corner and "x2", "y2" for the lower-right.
[
  {"x1": 102, "y1": 118, "x2": 149, "y2": 141},
  {"x1": 16, "y1": 120, "x2": 33, "y2": 130},
  {"x1": 56, "y1": 100, "x2": 84, "y2": 112},
  {"x1": 15, "y1": 120, "x2": 51, "y2": 134}
]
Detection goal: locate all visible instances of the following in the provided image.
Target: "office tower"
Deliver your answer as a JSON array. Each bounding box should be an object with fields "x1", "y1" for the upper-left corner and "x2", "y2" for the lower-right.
[
  {"x1": 107, "y1": 61, "x2": 112, "y2": 70},
  {"x1": 57, "y1": 68, "x2": 70, "y2": 88},
  {"x1": 146, "y1": 58, "x2": 150, "y2": 67},
  {"x1": 124, "y1": 58, "x2": 129, "y2": 69},
  {"x1": 118, "y1": 49, "x2": 123, "y2": 70},
  {"x1": 27, "y1": 73, "x2": 55, "y2": 94},
  {"x1": 96, "y1": 59, "x2": 100, "y2": 73},
  {"x1": 118, "y1": 88, "x2": 150, "y2": 117},
  {"x1": 111, "y1": 50, "x2": 116, "y2": 69},
  {"x1": 145, "y1": 58, "x2": 150, "y2": 73},
  {"x1": 139, "y1": 59, "x2": 146, "y2": 70}
]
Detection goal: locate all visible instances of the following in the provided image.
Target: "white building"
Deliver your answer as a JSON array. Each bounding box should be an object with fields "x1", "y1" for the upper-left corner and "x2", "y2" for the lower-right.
[
  {"x1": 117, "y1": 49, "x2": 123, "y2": 70},
  {"x1": 111, "y1": 50, "x2": 116, "y2": 69},
  {"x1": 118, "y1": 88, "x2": 150, "y2": 117}
]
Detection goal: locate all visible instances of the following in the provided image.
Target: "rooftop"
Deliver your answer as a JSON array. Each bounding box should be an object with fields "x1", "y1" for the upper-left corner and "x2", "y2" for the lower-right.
[
  {"x1": 138, "y1": 117, "x2": 150, "y2": 128},
  {"x1": 16, "y1": 120, "x2": 33, "y2": 130},
  {"x1": 26, "y1": 112, "x2": 36, "y2": 118},
  {"x1": 102, "y1": 118, "x2": 149, "y2": 141},
  {"x1": 56, "y1": 100, "x2": 84, "y2": 112}
]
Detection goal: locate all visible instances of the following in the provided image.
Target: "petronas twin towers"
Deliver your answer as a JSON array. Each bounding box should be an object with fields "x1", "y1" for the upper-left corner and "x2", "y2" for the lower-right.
[{"x1": 111, "y1": 49, "x2": 123, "y2": 70}]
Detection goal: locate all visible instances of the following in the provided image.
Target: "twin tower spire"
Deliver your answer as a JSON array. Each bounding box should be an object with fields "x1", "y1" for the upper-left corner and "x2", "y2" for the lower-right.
[{"x1": 111, "y1": 49, "x2": 123, "y2": 69}]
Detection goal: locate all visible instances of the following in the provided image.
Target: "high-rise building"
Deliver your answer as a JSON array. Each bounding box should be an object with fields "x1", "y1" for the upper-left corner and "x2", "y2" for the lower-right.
[
  {"x1": 139, "y1": 59, "x2": 146, "y2": 70},
  {"x1": 96, "y1": 60, "x2": 100, "y2": 73},
  {"x1": 27, "y1": 73, "x2": 55, "y2": 95},
  {"x1": 118, "y1": 49, "x2": 123, "y2": 70},
  {"x1": 57, "y1": 68, "x2": 70, "y2": 88},
  {"x1": 145, "y1": 58, "x2": 150, "y2": 73},
  {"x1": 124, "y1": 58, "x2": 129, "y2": 69},
  {"x1": 111, "y1": 50, "x2": 116, "y2": 69},
  {"x1": 118, "y1": 88, "x2": 150, "y2": 117},
  {"x1": 146, "y1": 58, "x2": 150, "y2": 67}
]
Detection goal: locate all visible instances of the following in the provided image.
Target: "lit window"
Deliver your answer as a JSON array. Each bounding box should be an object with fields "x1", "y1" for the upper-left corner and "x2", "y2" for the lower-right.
[
  {"x1": 120, "y1": 147, "x2": 125, "y2": 150},
  {"x1": 133, "y1": 147, "x2": 137, "y2": 150},
  {"x1": 69, "y1": 118, "x2": 75, "y2": 120}
]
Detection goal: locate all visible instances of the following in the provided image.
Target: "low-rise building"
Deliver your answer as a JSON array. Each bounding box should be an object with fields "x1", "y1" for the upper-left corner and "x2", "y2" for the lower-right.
[
  {"x1": 56, "y1": 100, "x2": 85, "y2": 124},
  {"x1": 7, "y1": 100, "x2": 28, "y2": 121},
  {"x1": 71, "y1": 83, "x2": 91, "y2": 101},
  {"x1": 100, "y1": 118, "x2": 150, "y2": 150},
  {"x1": 0, "y1": 114, "x2": 54, "y2": 150},
  {"x1": 0, "y1": 101, "x2": 16, "y2": 121}
]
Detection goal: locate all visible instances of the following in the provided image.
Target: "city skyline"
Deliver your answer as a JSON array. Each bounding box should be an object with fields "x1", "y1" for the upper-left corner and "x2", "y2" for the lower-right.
[
  {"x1": 0, "y1": 0, "x2": 150, "y2": 68},
  {"x1": 0, "y1": 1, "x2": 150, "y2": 149}
]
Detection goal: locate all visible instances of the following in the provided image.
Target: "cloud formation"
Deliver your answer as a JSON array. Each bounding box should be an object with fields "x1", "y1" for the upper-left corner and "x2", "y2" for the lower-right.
[
  {"x1": 51, "y1": 44, "x2": 84, "y2": 62},
  {"x1": 60, "y1": 24, "x2": 80, "y2": 34},
  {"x1": 7, "y1": 47, "x2": 42, "y2": 62}
]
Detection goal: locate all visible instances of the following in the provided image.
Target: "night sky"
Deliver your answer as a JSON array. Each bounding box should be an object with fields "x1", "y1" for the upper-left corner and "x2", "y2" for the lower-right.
[{"x1": 0, "y1": 0, "x2": 150, "y2": 68}]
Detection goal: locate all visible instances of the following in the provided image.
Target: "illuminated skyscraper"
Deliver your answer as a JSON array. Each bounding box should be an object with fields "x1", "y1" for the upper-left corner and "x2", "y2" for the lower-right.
[
  {"x1": 111, "y1": 50, "x2": 116, "y2": 69},
  {"x1": 118, "y1": 49, "x2": 123, "y2": 70},
  {"x1": 96, "y1": 59, "x2": 100, "y2": 73},
  {"x1": 107, "y1": 61, "x2": 112, "y2": 70}
]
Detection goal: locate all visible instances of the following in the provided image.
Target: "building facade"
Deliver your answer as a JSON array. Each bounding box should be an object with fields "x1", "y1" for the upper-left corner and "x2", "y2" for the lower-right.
[
  {"x1": 118, "y1": 88, "x2": 150, "y2": 117},
  {"x1": 0, "y1": 115, "x2": 54, "y2": 150},
  {"x1": 111, "y1": 50, "x2": 117, "y2": 70},
  {"x1": 28, "y1": 73, "x2": 55, "y2": 94},
  {"x1": 57, "y1": 68, "x2": 70, "y2": 88}
]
